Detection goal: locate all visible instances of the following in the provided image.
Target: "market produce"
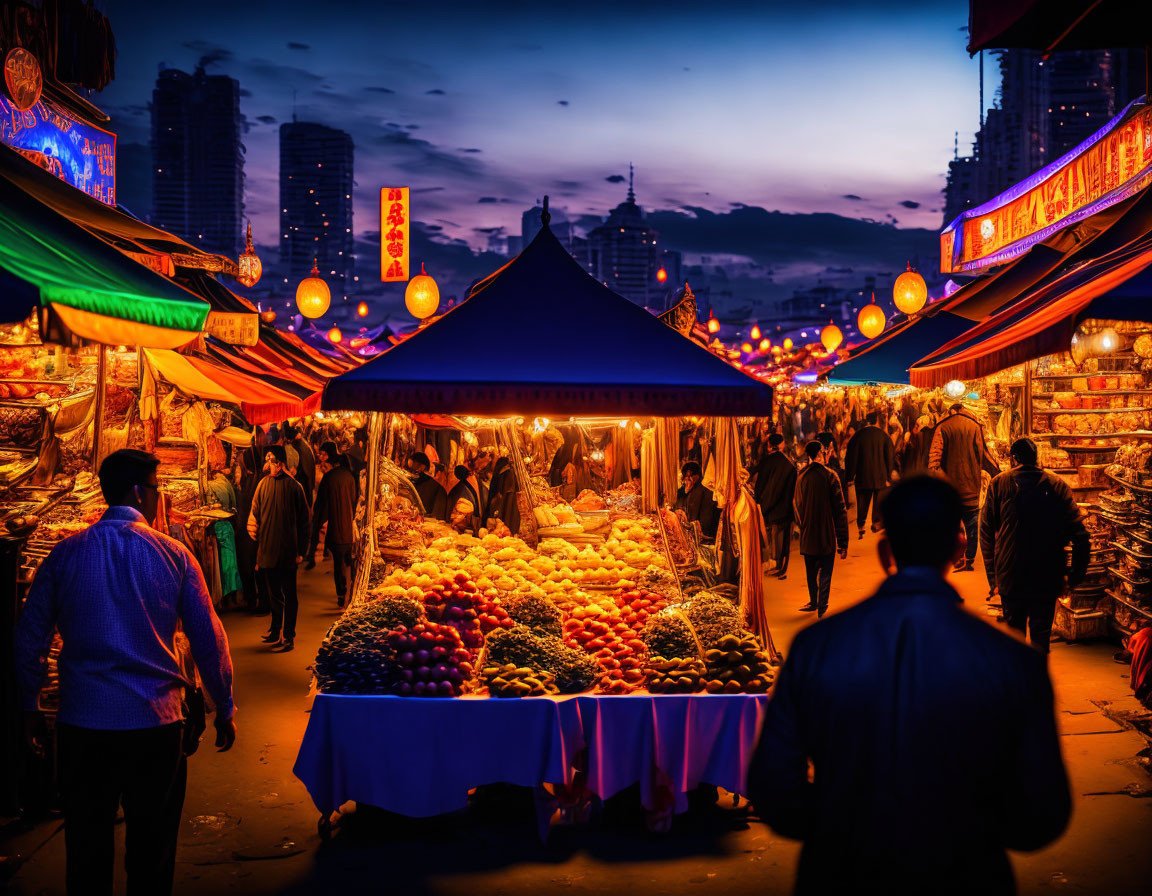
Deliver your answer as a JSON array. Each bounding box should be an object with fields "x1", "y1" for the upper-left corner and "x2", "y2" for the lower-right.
[
  {"x1": 683, "y1": 591, "x2": 745, "y2": 648},
  {"x1": 562, "y1": 603, "x2": 647, "y2": 692},
  {"x1": 703, "y1": 633, "x2": 774, "y2": 694},
  {"x1": 502, "y1": 592, "x2": 564, "y2": 636},
  {"x1": 482, "y1": 663, "x2": 559, "y2": 698},
  {"x1": 483, "y1": 624, "x2": 599, "y2": 693},
  {"x1": 645, "y1": 656, "x2": 705, "y2": 693},
  {"x1": 419, "y1": 572, "x2": 513, "y2": 653},
  {"x1": 389, "y1": 621, "x2": 474, "y2": 697},
  {"x1": 612, "y1": 586, "x2": 670, "y2": 631},
  {"x1": 640, "y1": 609, "x2": 699, "y2": 660}
]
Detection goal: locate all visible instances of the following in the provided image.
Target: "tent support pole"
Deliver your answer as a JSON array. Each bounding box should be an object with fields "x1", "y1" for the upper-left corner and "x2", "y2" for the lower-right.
[{"x1": 90, "y1": 345, "x2": 108, "y2": 470}]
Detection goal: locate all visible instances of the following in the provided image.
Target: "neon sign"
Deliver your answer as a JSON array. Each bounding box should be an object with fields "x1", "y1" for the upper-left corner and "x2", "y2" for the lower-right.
[
  {"x1": 941, "y1": 99, "x2": 1152, "y2": 274},
  {"x1": 0, "y1": 94, "x2": 116, "y2": 206}
]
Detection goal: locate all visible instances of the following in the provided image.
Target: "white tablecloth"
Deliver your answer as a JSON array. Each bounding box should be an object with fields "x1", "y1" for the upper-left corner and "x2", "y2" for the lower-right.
[{"x1": 293, "y1": 692, "x2": 769, "y2": 819}]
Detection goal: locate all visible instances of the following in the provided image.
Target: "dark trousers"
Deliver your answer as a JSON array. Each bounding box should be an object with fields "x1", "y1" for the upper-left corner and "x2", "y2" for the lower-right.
[
  {"x1": 58, "y1": 722, "x2": 186, "y2": 896},
  {"x1": 803, "y1": 553, "x2": 835, "y2": 614},
  {"x1": 857, "y1": 488, "x2": 882, "y2": 530},
  {"x1": 961, "y1": 506, "x2": 980, "y2": 562},
  {"x1": 236, "y1": 532, "x2": 266, "y2": 610},
  {"x1": 768, "y1": 521, "x2": 791, "y2": 573},
  {"x1": 263, "y1": 566, "x2": 299, "y2": 640},
  {"x1": 1001, "y1": 590, "x2": 1057, "y2": 653},
  {"x1": 330, "y1": 542, "x2": 355, "y2": 600}
]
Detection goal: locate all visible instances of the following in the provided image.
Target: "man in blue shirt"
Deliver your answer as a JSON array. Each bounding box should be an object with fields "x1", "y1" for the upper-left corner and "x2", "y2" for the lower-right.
[{"x1": 15, "y1": 449, "x2": 236, "y2": 896}]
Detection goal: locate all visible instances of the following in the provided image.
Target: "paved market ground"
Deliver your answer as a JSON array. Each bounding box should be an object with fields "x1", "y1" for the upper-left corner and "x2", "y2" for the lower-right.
[{"x1": 5, "y1": 530, "x2": 1152, "y2": 895}]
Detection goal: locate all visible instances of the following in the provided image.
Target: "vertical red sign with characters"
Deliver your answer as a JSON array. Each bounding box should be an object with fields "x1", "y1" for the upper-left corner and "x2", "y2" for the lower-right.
[{"x1": 381, "y1": 187, "x2": 410, "y2": 282}]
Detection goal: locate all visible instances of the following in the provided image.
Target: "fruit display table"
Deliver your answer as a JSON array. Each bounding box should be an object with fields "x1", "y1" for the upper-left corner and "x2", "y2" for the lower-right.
[{"x1": 294, "y1": 690, "x2": 768, "y2": 835}]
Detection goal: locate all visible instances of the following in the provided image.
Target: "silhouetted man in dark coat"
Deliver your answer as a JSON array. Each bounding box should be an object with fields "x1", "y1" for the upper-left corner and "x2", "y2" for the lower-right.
[{"x1": 845, "y1": 411, "x2": 893, "y2": 539}]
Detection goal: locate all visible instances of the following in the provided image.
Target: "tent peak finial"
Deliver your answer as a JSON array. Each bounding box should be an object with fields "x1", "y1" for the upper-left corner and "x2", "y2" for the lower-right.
[{"x1": 541, "y1": 195, "x2": 551, "y2": 227}]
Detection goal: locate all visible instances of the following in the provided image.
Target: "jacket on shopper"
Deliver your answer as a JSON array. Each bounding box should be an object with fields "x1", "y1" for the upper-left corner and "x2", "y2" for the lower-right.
[
  {"x1": 845, "y1": 424, "x2": 894, "y2": 490},
  {"x1": 898, "y1": 428, "x2": 934, "y2": 477},
  {"x1": 793, "y1": 461, "x2": 848, "y2": 556},
  {"x1": 310, "y1": 464, "x2": 359, "y2": 552},
  {"x1": 979, "y1": 463, "x2": 1090, "y2": 598},
  {"x1": 756, "y1": 451, "x2": 797, "y2": 525},
  {"x1": 747, "y1": 567, "x2": 1070, "y2": 896},
  {"x1": 247, "y1": 470, "x2": 309, "y2": 569},
  {"x1": 414, "y1": 472, "x2": 449, "y2": 521},
  {"x1": 928, "y1": 408, "x2": 1000, "y2": 506},
  {"x1": 675, "y1": 481, "x2": 719, "y2": 539}
]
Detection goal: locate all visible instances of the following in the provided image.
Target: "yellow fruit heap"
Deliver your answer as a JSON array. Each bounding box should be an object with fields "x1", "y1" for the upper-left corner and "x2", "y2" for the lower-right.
[
  {"x1": 645, "y1": 656, "x2": 705, "y2": 694},
  {"x1": 482, "y1": 663, "x2": 559, "y2": 698},
  {"x1": 703, "y1": 634, "x2": 775, "y2": 694}
]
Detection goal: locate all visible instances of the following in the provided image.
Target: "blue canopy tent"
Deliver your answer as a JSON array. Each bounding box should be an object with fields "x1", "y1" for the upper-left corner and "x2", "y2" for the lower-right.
[
  {"x1": 323, "y1": 204, "x2": 773, "y2": 417},
  {"x1": 826, "y1": 313, "x2": 974, "y2": 385}
]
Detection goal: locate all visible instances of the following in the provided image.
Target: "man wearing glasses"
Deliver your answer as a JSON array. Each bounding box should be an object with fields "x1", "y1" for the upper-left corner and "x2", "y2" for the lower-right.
[{"x1": 15, "y1": 448, "x2": 236, "y2": 896}]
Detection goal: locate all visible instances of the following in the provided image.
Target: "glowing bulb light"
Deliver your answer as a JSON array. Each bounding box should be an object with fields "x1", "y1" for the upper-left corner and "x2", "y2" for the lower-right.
[
  {"x1": 295, "y1": 259, "x2": 331, "y2": 318},
  {"x1": 759, "y1": 338, "x2": 771, "y2": 352},
  {"x1": 857, "y1": 303, "x2": 886, "y2": 339},
  {"x1": 656, "y1": 266, "x2": 668, "y2": 283},
  {"x1": 356, "y1": 301, "x2": 370, "y2": 318},
  {"x1": 751, "y1": 324, "x2": 761, "y2": 340},
  {"x1": 405, "y1": 262, "x2": 440, "y2": 319},
  {"x1": 741, "y1": 342, "x2": 753, "y2": 354},
  {"x1": 783, "y1": 337, "x2": 794, "y2": 351},
  {"x1": 893, "y1": 263, "x2": 927, "y2": 315},
  {"x1": 327, "y1": 327, "x2": 343, "y2": 343},
  {"x1": 821, "y1": 323, "x2": 843, "y2": 352},
  {"x1": 707, "y1": 317, "x2": 720, "y2": 334},
  {"x1": 944, "y1": 380, "x2": 966, "y2": 400}
]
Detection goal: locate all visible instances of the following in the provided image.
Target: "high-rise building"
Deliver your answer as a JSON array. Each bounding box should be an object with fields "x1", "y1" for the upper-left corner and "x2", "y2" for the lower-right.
[
  {"x1": 151, "y1": 65, "x2": 245, "y2": 258},
  {"x1": 587, "y1": 168, "x2": 660, "y2": 307},
  {"x1": 942, "y1": 48, "x2": 1145, "y2": 226},
  {"x1": 279, "y1": 122, "x2": 355, "y2": 300}
]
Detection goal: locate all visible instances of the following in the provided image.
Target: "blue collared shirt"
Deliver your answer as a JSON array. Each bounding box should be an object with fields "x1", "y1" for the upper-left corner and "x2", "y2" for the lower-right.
[{"x1": 14, "y1": 506, "x2": 235, "y2": 729}]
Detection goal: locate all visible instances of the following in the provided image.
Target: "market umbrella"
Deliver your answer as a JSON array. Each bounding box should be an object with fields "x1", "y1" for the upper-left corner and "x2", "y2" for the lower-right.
[{"x1": 323, "y1": 205, "x2": 773, "y2": 417}]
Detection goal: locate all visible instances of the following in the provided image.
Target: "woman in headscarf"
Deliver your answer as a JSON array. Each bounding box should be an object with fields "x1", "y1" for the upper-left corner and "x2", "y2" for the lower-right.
[{"x1": 447, "y1": 465, "x2": 482, "y2": 534}]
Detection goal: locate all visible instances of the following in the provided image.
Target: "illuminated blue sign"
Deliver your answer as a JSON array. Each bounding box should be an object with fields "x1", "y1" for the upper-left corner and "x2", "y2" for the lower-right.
[{"x1": 0, "y1": 95, "x2": 116, "y2": 205}]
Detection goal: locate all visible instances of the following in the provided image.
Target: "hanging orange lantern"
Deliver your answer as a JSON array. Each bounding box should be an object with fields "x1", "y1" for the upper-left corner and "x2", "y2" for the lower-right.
[
  {"x1": 656, "y1": 266, "x2": 668, "y2": 283},
  {"x1": 707, "y1": 317, "x2": 720, "y2": 334},
  {"x1": 740, "y1": 342, "x2": 753, "y2": 354},
  {"x1": 857, "y1": 302, "x2": 885, "y2": 339},
  {"x1": 405, "y1": 262, "x2": 440, "y2": 319},
  {"x1": 356, "y1": 301, "x2": 370, "y2": 318},
  {"x1": 327, "y1": 327, "x2": 343, "y2": 343},
  {"x1": 260, "y1": 309, "x2": 277, "y2": 324},
  {"x1": 759, "y1": 338, "x2": 770, "y2": 352},
  {"x1": 783, "y1": 337, "x2": 794, "y2": 351},
  {"x1": 821, "y1": 323, "x2": 843, "y2": 352},
  {"x1": 236, "y1": 222, "x2": 262, "y2": 287},
  {"x1": 750, "y1": 324, "x2": 761, "y2": 340},
  {"x1": 893, "y1": 263, "x2": 927, "y2": 315},
  {"x1": 296, "y1": 259, "x2": 331, "y2": 318}
]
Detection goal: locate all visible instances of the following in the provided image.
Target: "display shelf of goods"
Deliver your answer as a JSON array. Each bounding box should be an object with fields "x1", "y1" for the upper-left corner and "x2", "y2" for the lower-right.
[
  {"x1": 561, "y1": 601, "x2": 647, "y2": 693},
  {"x1": 702, "y1": 633, "x2": 775, "y2": 694},
  {"x1": 484, "y1": 624, "x2": 600, "y2": 694},
  {"x1": 1109, "y1": 590, "x2": 1152, "y2": 618},
  {"x1": 645, "y1": 656, "x2": 705, "y2": 694},
  {"x1": 640, "y1": 610, "x2": 699, "y2": 660},
  {"x1": 1113, "y1": 539, "x2": 1152, "y2": 561},
  {"x1": 482, "y1": 663, "x2": 560, "y2": 698}
]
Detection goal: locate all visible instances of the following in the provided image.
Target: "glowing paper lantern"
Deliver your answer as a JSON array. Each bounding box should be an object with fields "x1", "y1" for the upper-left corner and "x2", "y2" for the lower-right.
[
  {"x1": 260, "y1": 309, "x2": 276, "y2": 324},
  {"x1": 821, "y1": 323, "x2": 843, "y2": 352},
  {"x1": 404, "y1": 262, "x2": 440, "y2": 319},
  {"x1": 759, "y1": 338, "x2": 771, "y2": 352},
  {"x1": 783, "y1": 337, "x2": 794, "y2": 351},
  {"x1": 857, "y1": 303, "x2": 885, "y2": 339},
  {"x1": 328, "y1": 327, "x2": 343, "y2": 343},
  {"x1": 236, "y1": 222, "x2": 262, "y2": 288},
  {"x1": 893, "y1": 263, "x2": 927, "y2": 315},
  {"x1": 356, "y1": 301, "x2": 370, "y2": 318},
  {"x1": 944, "y1": 379, "x2": 966, "y2": 400},
  {"x1": 741, "y1": 342, "x2": 753, "y2": 354},
  {"x1": 656, "y1": 267, "x2": 668, "y2": 283},
  {"x1": 751, "y1": 324, "x2": 761, "y2": 340},
  {"x1": 296, "y1": 259, "x2": 331, "y2": 318},
  {"x1": 707, "y1": 317, "x2": 720, "y2": 334}
]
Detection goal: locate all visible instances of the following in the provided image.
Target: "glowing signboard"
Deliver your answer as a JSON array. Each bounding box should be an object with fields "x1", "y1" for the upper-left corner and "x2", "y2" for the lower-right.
[
  {"x1": 380, "y1": 186, "x2": 410, "y2": 282},
  {"x1": 941, "y1": 99, "x2": 1152, "y2": 274},
  {"x1": 0, "y1": 94, "x2": 116, "y2": 205}
]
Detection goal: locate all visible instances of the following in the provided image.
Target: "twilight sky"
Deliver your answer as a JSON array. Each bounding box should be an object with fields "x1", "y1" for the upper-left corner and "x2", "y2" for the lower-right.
[{"x1": 95, "y1": 0, "x2": 981, "y2": 305}]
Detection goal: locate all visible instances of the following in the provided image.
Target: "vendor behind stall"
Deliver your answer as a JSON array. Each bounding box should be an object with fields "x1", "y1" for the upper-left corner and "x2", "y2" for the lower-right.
[
  {"x1": 408, "y1": 451, "x2": 448, "y2": 521},
  {"x1": 206, "y1": 463, "x2": 242, "y2": 606},
  {"x1": 676, "y1": 461, "x2": 718, "y2": 540},
  {"x1": 447, "y1": 466, "x2": 482, "y2": 533}
]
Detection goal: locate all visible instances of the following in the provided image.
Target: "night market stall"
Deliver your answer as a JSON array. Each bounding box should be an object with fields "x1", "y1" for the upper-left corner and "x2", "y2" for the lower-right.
[{"x1": 294, "y1": 206, "x2": 780, "y2": 835}]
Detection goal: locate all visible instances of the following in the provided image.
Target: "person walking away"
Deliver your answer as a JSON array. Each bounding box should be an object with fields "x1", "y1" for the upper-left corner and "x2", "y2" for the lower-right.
[
  {"x1": 929, "y1": 402, "x2": 1001, "y2": 571},
  {"x1": 248, "y1": 445, "x2": 309, "y2": 652},
  {"x1": 748, "y1": 475, "x2": 1070, "y2": 895},
  {"x1": 235, "y1": 443, "x2": 268, "y2": 613},
  {"x1": 206, "y1": 462, "x2": 243, "y2": 607},
  {"x1": 15, "y1": 449, "x2": 236, "y2": 896},
  {"x1": 309, "y1": 442, "x2": 359, "y2": 608},
  {"x1": 756, "y1": 433, "x2": 797, "y2": 579},
  {"x1": 845, "y1": 411, "x2": 893, "y2": 540},
  {"x1": 980, "y1": 437, "x2": 1089, "y2": 654},
  {"x1": 675, "y1": 461, "x2": 719, "y2": 540},
  {"x1": 898, "y1": 415, "x2": 934, "y2": 478},
  {"x1": 285, "y1": 424, "x2": 316, "y2": 508},
  {"x1": 793, "y1": 440, "x2": 848, "y2": 616},
  {"x1": 408, "y1": 451, "x2": 448, "y2": 520}
]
